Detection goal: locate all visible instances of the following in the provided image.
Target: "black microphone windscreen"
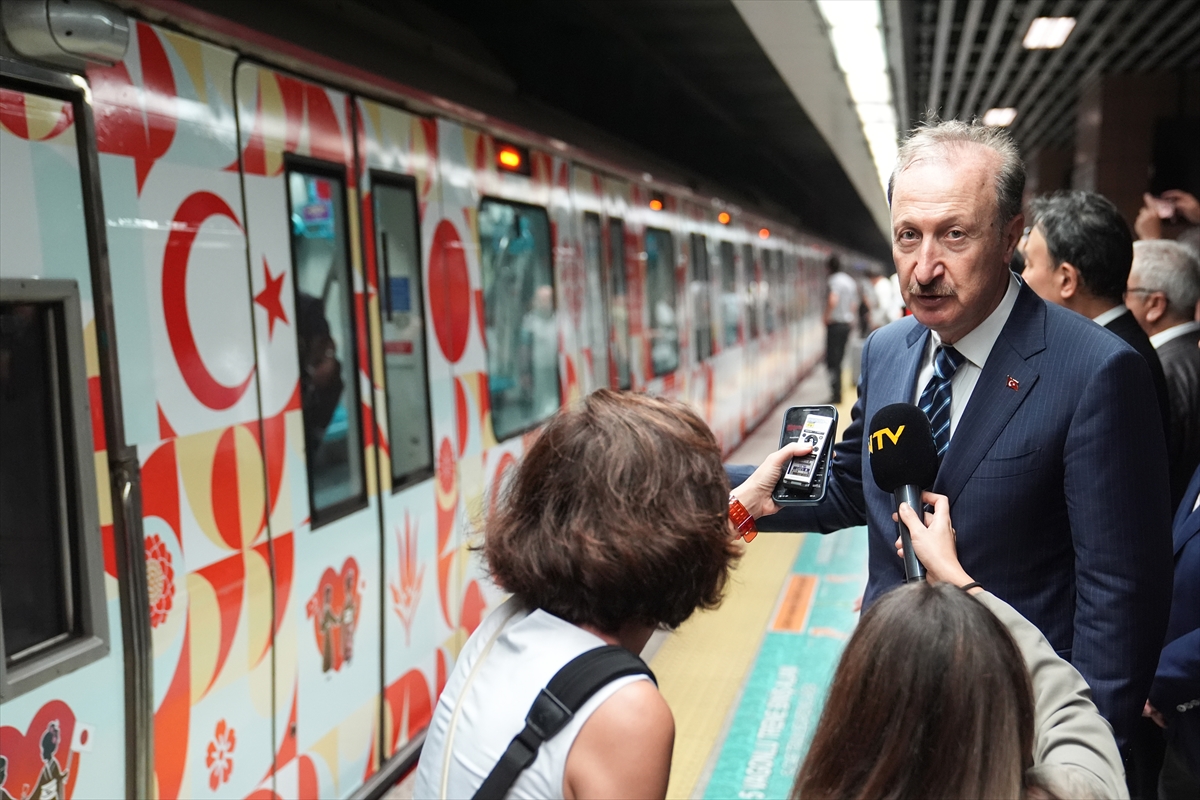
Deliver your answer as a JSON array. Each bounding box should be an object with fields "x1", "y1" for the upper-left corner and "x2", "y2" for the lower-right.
[{"x1": 868, "y1": 403, "x2": 939, "y2": 492}]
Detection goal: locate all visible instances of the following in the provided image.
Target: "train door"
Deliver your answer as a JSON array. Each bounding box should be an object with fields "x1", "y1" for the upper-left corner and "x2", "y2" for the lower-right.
[
  {"x1": 571, "y1": 165, "x2": 611, "y2": 393},
  {"x1": 234, "y1": 63, "x2": 382, "y2": 799},
  {"x1": 352, "y1": 98, "x2": 455, "y2": 767},
  {"x1": 711, "y1": 238, "x2": 743, "y2": 451},
  {"x1": 426, "y1": 120, "x2": 552, "y2": 694},
  {"x1": 0, "y1": 78, "x2": 129, "y2": 800},
  {"x1": 603, "y1": 177, "x2": 637, "y2": 392}
]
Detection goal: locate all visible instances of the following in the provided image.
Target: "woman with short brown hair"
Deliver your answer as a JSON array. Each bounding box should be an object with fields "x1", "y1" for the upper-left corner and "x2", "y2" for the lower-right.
[{"x1": 415, "y1": 389, "x2": 743, "y2": 799}]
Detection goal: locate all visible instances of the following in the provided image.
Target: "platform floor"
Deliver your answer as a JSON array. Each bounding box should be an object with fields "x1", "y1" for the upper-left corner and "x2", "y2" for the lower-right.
[
  {"x1": 389, "y1": 354, "x2": 868, "y2": 800},
  {"x1": 651, "y1": 365, "x2": 866, "y2": 799}
]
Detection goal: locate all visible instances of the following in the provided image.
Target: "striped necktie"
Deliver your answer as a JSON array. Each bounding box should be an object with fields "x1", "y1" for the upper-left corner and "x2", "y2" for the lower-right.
[{"x1": 918, "y1": 345, "x2": 965, "y2": 459}]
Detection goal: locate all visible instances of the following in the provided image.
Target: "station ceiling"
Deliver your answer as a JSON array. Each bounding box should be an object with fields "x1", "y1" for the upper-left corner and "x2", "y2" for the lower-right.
[
  {"x1": 895, "y1": 0, "x2": 1200, "y2": 155},
  {"x1": 134, "y1": 0, "x2": 893, "y2": 261}
]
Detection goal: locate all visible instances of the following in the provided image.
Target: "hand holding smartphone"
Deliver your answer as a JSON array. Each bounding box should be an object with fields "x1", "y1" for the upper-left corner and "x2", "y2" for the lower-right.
[{"x1": 772, "y1": 405, "x2": 838, "y2": 505}]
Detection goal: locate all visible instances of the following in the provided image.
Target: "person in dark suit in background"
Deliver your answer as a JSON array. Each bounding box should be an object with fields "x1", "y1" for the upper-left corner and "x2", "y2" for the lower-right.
[
  {"x1": 1128, "y1": 240, "x2": 1200, "y2": 512},
  {"x1": 1146, "y1": 465, "x2": 1200, "y2": 799},
  {"x1": 1022, "y1": 190, "x2": 1170, "y2": 442},
  {"x1": 728, "y1": 118, "x2": 1173, "y2": 753}
]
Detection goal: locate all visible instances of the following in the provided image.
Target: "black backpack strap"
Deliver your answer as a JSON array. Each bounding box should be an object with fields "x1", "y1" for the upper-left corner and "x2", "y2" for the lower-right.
[{"x1": 471, "y1": 645, "x2": 656, "y2": 800}]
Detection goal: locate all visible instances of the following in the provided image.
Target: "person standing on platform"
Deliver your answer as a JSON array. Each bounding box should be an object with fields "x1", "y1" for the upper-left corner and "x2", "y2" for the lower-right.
[
  {"x1": 727, "y1": 118, "x2": 1173, "y2": 751},
  {"x1": 1127, "y1": 240, "x2": 1200, "y2": 512},
  {"x1": 824, "y1": 255, "x2": 859, "y2": 403},
  {"x1": 1021, "y1": 190, "x2": 1170, "y2": 443}
]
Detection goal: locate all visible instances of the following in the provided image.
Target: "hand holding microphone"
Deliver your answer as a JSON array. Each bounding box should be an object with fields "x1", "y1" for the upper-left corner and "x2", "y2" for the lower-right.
[
  {"x1": 893, "y1": 492, "x2": 975, "y2": 588},
  {"x1": 868, "y1": 403, "x2": 939, "y2": 583}
]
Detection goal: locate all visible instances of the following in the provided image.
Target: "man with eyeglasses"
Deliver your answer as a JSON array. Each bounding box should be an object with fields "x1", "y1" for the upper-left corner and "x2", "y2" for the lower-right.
[{"x1": 1128, "y1": 240, "x2": 1200, "y2": 511}]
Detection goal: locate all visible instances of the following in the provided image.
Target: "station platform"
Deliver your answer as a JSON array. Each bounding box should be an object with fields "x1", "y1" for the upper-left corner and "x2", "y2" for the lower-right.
[{"x1": 648, "y1": 366, "x2": 866, "y2": 799}]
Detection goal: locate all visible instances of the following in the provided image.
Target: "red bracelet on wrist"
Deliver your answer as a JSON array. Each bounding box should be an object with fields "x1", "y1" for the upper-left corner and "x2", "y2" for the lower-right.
[{"x1": 729, "y1": 494, "x2": 758, "y2": 542}]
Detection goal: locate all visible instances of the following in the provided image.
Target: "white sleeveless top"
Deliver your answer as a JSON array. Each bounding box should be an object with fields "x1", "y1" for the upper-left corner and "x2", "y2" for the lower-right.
[{"x1": 413, "y1": 600, "x2": 652, "y2": 799}]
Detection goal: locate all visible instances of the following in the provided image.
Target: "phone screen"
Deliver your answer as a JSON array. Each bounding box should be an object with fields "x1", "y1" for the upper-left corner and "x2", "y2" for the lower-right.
[{"x1": 772, "y1": 405, "x2": 838, "y2": 505}]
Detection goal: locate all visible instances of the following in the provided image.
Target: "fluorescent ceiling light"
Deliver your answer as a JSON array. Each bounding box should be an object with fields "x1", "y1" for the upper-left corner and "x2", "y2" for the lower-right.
[
  {"x1": 816, "y1": 0, "x2": 899, "y2": 197},
  {"x1": 982, "y1": 107, "x2": 1018, "y2": 127},
  {"x1": 1023, "y1": 17, "x2": 1076, "y2": 49}
]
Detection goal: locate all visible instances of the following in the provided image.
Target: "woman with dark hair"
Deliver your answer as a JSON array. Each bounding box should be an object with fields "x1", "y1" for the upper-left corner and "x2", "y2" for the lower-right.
[
  {"x1": 792, "y1": 493, "x2": 1127, "y2": 800},
  {"x1": 414, "y1": 390, "x2": 744, "y2": 799}
]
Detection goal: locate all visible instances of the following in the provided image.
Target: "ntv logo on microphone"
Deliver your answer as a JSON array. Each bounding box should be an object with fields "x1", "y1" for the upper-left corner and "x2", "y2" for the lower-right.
[{"x1": 868, "y1": 425, "x2": 905, "y2": 453}]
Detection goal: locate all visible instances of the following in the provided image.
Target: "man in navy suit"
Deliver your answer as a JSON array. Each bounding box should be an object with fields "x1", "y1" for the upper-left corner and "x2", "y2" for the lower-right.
[
  {"x1": 1147, "y1": 465, "x2": 1200, "y2": 798},
  {"x1": 1020, "y1": 190, "x2": 1170, "y2": 441},
  {"x1": 729, "y1": 119, "x2": 1174, "y2": 749}
]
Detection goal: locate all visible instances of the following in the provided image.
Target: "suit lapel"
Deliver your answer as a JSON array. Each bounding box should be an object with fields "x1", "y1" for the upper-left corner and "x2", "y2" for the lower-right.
[
  {"x1": 880, "y1": 322, "x2": 931, "y2": 406},
  {"x1": 1175, "y1": 469, "x2": 1200, "y2": 555},
  {"x1": 935, "y1": 285, "x2": 1046, "y2": 504}
]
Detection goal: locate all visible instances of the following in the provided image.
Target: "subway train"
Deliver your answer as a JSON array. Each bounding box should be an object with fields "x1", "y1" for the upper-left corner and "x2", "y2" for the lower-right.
[{"x1": 0, "y1": 6, "x2": 885, "y2": 799}]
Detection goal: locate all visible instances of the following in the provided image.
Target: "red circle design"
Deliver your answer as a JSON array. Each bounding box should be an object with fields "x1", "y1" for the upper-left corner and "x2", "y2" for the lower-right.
[
  {"x1": 162, "y1": 192, "x2": 254, "y2": 410},
  {"x1": 428, "y1": 220, "x2": 471, "y2": 363}
]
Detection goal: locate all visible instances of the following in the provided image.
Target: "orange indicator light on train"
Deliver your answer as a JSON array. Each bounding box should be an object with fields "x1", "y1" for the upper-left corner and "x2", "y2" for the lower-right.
[
  {"x1": 718, "y1": 212, "x2": 731, "y2": 224},
  {"x1": 497, "y1": 147, "x2": 522, "y2": 169},
  {"x1": 759, "y1": 228, "x2": 770, "y2": 239},
  {"x1": 649, "y1": 198, "x2": 664, "y2": 211}
]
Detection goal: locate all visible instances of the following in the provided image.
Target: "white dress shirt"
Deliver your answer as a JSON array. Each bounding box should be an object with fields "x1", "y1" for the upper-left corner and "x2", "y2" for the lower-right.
[
  {"x1": 1091, "y1": 304, "x2": 1128, "y2": 327},
  {"x1": 912, "y1": 273, "x2": 1021, "y2": 439},
  {"x1": 1149, "y1": 319, "x2": 1200, "y2": 349}
]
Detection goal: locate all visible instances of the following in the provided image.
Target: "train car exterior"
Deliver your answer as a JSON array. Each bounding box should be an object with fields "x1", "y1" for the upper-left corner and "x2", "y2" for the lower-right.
[{"x1": 0, "y1": 8, "x2": 883, "y2": 799}]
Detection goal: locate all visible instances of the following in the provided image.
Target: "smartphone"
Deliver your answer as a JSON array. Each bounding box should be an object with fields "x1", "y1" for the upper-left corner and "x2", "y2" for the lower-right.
[
  {"x1": 1151, "y1": 195, "x2": 1176, "y2": 220},
  {"x1": 772, "y1": 405, "x2": 838, "y2": 505}
]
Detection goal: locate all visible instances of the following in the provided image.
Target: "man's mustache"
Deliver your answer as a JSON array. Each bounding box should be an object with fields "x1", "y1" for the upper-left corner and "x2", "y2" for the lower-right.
[{"x1": 906, "y1": 281, "x2": 956, "y2": 298}]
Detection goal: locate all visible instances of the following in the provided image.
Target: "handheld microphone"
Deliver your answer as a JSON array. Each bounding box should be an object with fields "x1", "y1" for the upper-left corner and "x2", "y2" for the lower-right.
[{"x1": 868, "y1": 403, "x2": 940, "y2": 583}]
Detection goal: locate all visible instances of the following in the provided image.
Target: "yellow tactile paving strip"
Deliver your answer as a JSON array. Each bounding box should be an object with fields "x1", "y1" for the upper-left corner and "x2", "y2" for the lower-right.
[{"x1": 651, "y1": 531, "x2": 804, "y2": 799}]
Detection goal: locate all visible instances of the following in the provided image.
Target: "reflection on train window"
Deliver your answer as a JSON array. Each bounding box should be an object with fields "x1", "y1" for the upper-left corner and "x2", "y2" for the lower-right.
[
  {"x1": 0, "y1": 303, "x2": 76, "y2": 664},
  {"x1": 478, "y1": 199, "x2": 559, "y2": 440},
  {"x1": 372, "y1": 178, "x2": 434, "y2": 490},
  {"x1": 608, "y1": 218, "x2": 632, "y2": 390},
  {"x1": 719, "y1": 240, "x2": 738, "y2": 347},
  {"x1": 743, "y1": 243, "x2": 760, "y2": 339},
  {"x1": 690, "y1": 233, "x2": 713, "y2": 361},
  {"x1": 764, "y1": 249, "x2": 778, "y2": 334},
  {"x1": 645, "y1": 227, "x2": 678, "y2": 376},
  {"x1": 581, "y1": 213, "x2": 609, "y2": 389},
  {"x1": 286, "y1": 168, "x2": 366, "y2": 524}
]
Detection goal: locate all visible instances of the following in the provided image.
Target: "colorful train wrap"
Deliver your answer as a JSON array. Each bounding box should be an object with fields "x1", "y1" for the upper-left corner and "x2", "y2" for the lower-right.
[{"x1": 0, "y1": 8, "x2": 882, "y2": 799}]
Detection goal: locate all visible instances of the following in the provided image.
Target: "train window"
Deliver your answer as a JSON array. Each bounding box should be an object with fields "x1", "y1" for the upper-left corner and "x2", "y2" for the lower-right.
[
  {"x1": 689, "y1": 233, "x2": 713, "y2": 361},
  {"x1": 372, "y1": 177, "x2": 434, "y2": 490},
  {"x1": 581, "y1": 213, "x2": 609, "y2": 389},
  {"x1": 719, "y1": 241, "x2": 738, "y2": 347},
  {"x1": 478, "y1": 199, "x2": 559, "y2": 440},
  {"x1": 742, "y1": 243, "x2": 760, "y2": 339},
  {"x1": 0, "y1": 280, "x2": 108, "y2": 702},
  {"x1": 645, "y1": 227, "x2": 678, "y2": 376},
  {"x1": 608, "y1": 218, "x2": 632, "y2": 390},
  {"x1": 286, "y1": 167, "x2": 367, "y2": 525}
]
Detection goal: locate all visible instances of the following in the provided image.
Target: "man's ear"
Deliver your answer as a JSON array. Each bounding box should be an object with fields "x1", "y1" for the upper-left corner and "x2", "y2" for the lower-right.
[
  {"x1": 1145, "y1": 292, "x2": 1167, "y2": 325},
  {"x1": 1058, "y1": 262, "x2": 1080, "y2": 301},
  {"x1": 1003, "y1": 212, "x2": 1025, "y2": 262}
]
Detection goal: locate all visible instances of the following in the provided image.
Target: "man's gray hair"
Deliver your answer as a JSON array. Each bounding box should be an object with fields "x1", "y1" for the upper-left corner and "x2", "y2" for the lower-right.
[
  {"x1": 887, "y1": 117, "x2": 1026, "y2": 229},
  {"x1": 1132, "y1": 239, "x2": 1200, "y2": 319}
]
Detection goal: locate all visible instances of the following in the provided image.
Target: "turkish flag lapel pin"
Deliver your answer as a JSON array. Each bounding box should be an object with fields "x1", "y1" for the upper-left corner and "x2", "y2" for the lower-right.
[{"x1": 1006, "y1": 375, "x2": 1020, "y2": 391}]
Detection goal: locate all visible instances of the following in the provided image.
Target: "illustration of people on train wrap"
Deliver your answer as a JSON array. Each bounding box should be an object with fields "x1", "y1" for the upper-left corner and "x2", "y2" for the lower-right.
[
  {"x1": 319, "y1": 584, "x2": 339, "y2": 674},
  {"x1": 0, "y1": 756, "x2": 16, "y2": 800},
  {"x1": 341, "y1": 568, "x2": 357, "y2": 664},
  {"x1": 30, "y1": 722, "x2": 68, "y2": 800}
]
